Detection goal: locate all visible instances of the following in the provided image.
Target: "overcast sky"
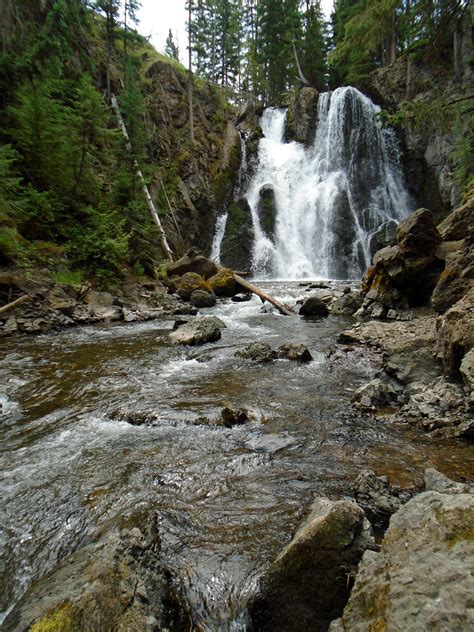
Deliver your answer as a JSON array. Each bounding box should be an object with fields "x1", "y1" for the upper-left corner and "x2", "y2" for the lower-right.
[{"x1": 137, "y1": 1, "x2": 335, "y2": 63}]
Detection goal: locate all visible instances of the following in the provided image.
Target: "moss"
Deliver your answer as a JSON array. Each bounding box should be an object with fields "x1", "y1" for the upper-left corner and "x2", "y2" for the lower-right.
[
  {"x1": 30, "y1": 603, "x2": 74, "y2": 632},
  {"x1": 208, "y1": 268, "x2": 238, "y2": 296}
]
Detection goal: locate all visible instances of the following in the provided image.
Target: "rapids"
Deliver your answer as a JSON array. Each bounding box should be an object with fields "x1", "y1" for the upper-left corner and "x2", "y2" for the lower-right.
[{"x1": 1, "y1": 283, "x2": 472, "y2": 630}]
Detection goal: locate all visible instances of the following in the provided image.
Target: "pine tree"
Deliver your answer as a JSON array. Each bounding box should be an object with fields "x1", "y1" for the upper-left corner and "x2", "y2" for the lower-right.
[{"x1": 165, "y1": 28, "x2": 180, "y2": 61}]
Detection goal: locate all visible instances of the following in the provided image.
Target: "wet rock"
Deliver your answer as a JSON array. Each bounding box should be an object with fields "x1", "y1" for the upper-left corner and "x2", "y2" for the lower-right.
[
  {"x1": 436, "y1": 287, "x2": 474, "y2": 381},
  {"x1": 331, "y1": 292, "x2": 363, "y2": 315},
  {"x1": 208, "y1": 267, "x2": 239, "y2": 297},
  {"x1": 231, "y1": 292, "x2": 252, "y2": 302},
  {"x1": 190, "y1": 289, "x2": 216, "y2": 308},
  {"x1": 277, "y1": 343, "x2": 313, "y2": 363},
  {"x1": 369, "y1": 219, "x2": 398, "y2": 258},
  {"x1": 220, "y1": 198, "x2": 254, "y2": 271},
  {"x1": 169, "y1": 316, "x2": 225, "y2": 346},
  {"x1": 236, "y1": 342, "x2": 277, "y2": 363},
  {"x1": 332, "y1": 488, "x2": 474, "y2": 632},
  {"x1": 352, "y1": 376, "x2": 405, "y2": 410},
  {"x1": 437, "y1": 197, "x2": 474, "y2": 241},
  {"x1": 284, "y1": 86, "x2": 319, "y2": 146},
  {"x1": 3, "y1": 516, "x2": 188, "y2": 632},
  {"x1": 460, "y1": 349, "x2": 474, "y2": 400},
  {"x1": 166, "y1": 254, "x2": 218, "y2": 280},
  {"x1": 257, "y1": 185, "x2": 277, "y2": 241},
  {"x1": 299, "y1": 296, "x2": 329, "y2": 317},
  {"x1": 220, "y1": 407, "x2": 249, "y2": 428},
  {"x1": 249, "y1": 498, "x2": 374, "y2": 632},
  {"x1": 352, "y1": 470, "x2": 404, "y2": 529},
  {"x1": 175, "y1": 272, "x2": 212, "y2": 301}
]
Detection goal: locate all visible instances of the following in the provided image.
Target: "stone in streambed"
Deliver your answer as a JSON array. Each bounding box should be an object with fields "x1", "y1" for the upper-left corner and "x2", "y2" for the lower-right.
[
  {"x1": 299, "y1": 296, "x2": 329, "y2": 317},
  {"x1": 231, "y1": 293, "x2": 252, "y2": 302},
  {"x1": 208, "y1": 268, "x2": 239, "y2": 297},
  {"x1": 175, "y1": 272, "x2": 212, "y2": 301},
  {"x1": 249, "y1": 498, "x2": 374, "y2": 632},
  {"x1": 277, "y1": 343, "x2": 313, "y2": 363},
  {"x1": 235, "y1": 342, "x2": 277, "y2": 363},
  {"x1": 220, "y1": 407, "x2": 249, "y2": 427},
  {"x1": 190, "y1": 289, "x2": 216, "y2": 308},
  {"x1": 169, "y1": 316, "x2": 225, "y2": 345}
]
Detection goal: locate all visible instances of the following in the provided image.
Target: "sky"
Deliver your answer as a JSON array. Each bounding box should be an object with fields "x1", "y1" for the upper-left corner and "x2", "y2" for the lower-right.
[{"x1": 137, "y1": 1, "x2": 335, "y2": 64}]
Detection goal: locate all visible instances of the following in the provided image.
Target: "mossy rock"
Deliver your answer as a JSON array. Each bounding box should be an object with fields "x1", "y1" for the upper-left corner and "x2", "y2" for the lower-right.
[
  {"x1": 208, "y1": 268, "x2": 239, "y2": 297},
  {"x1": 30, "y1": 603, "x2": 74, "y2": 632},
  {"x1": 220, "y1": 198, "x2": 253, "y2": 271},
  {"x1": 176, "y1": 272, "x2": 212, "y2": 300}
]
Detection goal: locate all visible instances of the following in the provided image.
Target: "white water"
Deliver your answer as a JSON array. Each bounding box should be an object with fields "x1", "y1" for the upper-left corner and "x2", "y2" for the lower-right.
[{"x1": 223, "y1": 87, "x2": 413, "y2": 279}]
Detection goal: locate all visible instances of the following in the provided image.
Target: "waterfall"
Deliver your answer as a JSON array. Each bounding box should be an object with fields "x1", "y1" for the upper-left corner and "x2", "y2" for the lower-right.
[
  {"x1": 225, "y1": 86, "x2": 413, "y2": 280},
  {"x1": 210, "y1": 212, "x2": 228, "y2": 263}
]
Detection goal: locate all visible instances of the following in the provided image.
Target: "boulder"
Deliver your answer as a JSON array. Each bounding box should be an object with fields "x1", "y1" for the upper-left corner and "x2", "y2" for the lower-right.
[
  {"x1": 166, "y1": 254, "x2": 218, "y2": 280},
  {"x1": 175, "y1": 272, "x2": 212, "y2": 301},
  {"x1": 3, "y1": 517, "x2": 188, "y2": 632},
  {"x1": 208, "y1": 268, "x2": 239, "y2": 297},
  {"x1": 437, "y1": 197, "x2": 474, "y2": 241},
  {"x1": 331, "y1": 292, "x2": 363, "y2": 315},
  {"x1": 299, "y1": 296, "x2": 329, "y2": 317},
  {"x1": 369, "y1": 220, "x2": 398, "y2": 258},
  {"x1": 277, "y1": 343, "x2": 313, "y2": 363},
  {"x1": 436, "y1": 287, "x2": 474, "y2": 380},
  {"x1": 236, "y1": 342, "x2": 277, "y2": 363},
  {"x1": 168, "y1": 316, "x2": 225, "y2": 345},
  {"x1": 83, "y1": 290, "x2": 114, "y2": 307},
  {"x1": 249, "y1": 498, "x2": 374, "y2": 632},
  {"x1": 424, "y1": 468, "x2": 472, "y2": 494},
  {"x1": 396, "y1": 207, "x2": 442, "y2": 257},
  {"x1": 332, "y1": 489, "x2": 474, "y2": 632},
  {"x1": 190, "y1": 289, "x2": 216, "y2": 308}
]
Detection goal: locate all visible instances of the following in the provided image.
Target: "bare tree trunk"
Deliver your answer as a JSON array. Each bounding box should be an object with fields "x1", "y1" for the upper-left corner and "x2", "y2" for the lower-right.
[
  {"x1": 188, "y1": 1, "x2": 195, "y2": 144},
  {"x1": 0, "y1": 0, "x2": 15, "y2": 54},
  {"x1": 111, "y1": 95, "x2": 173, "y2": 262},
  {"x1": 292, "y1": 35, "x2": 310, "y2": 87},
  {"x1": 233, "y1": 274, "x2": 295, "y2": 316},
  {"x1": 0, "y1": 295, "x2": 30, "y2": 314}
]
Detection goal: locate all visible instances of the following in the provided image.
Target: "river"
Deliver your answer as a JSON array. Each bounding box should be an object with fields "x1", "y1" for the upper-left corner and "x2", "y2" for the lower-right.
[{"x1": 1, "y1": 281, "x2": 472, "y2": 629}]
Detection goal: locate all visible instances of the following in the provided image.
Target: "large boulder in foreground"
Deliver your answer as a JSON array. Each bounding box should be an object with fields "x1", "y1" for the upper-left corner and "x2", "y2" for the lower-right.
[
  {"x1": 169, "y1": 316, "x2": 225, "y2": 345},
  {"x1": 166, "y1": 254, "x2": 218, "y2": 280},
  {"x1": 3, "y1": 518, "x2": 187, "y2": 632},
  {"x1": 396, "y1": 207, "x2": 442, "y2": 256},
  {"x1": 249, "y1": 499, "x2": 374, "y2": 632},
  {"x1": 331, "y1": 485, "x2": 474, "y2": 632}
]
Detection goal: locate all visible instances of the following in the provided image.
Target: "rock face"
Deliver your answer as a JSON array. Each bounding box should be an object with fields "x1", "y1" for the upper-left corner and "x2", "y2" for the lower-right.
[
  {"x1": 436, "y1": 287, "x2": 474, "y2": 380},
  {"x1": 431, "y1": 230, "x2": 473, "y2": 313},
  {"x1": 3, "y1": 517, "x2": 188, "y2": 632},
  {"x1": 332, "y1": 486, "x2": 474, "y2": 632},
  {"x1": 284, "y1": 87, "x2": 319, "y2": 146},
  {"x1": 257, "y1": 185, "x2": 277, "y2": 241},
  {"x1": 437, "y1": 197, "x2": 474, "y2": 241},
  {"x1": 220, "y1": 198, "x2": 254, "y2": 271},
  {"x1": 249, "y1": 498, "x2": 374, "y2": 632},
  {"x1": 299, "y1": 296, "x2": 330, "y2": 317},
  {"x1": 169, "y1": 316, "x2": 225, "y2": 345}
]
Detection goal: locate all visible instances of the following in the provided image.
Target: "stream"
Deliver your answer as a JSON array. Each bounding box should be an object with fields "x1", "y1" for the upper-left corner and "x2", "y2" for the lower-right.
[{"x1": 1, "y1": 281, "x2": 473, "y2": 630}]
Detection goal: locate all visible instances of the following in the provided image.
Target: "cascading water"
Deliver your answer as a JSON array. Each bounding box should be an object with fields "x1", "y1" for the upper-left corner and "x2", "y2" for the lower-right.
[{"x1": 230, "y1": 86, "x2": 413, "y2": 279}]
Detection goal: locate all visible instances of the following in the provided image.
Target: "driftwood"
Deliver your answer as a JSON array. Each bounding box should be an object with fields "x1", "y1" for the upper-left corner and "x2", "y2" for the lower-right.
[
  {"x1": 233, "y1": 274, "x2": 295, "y2": 316},
  {"x1": 0, "y1": 294, "x2": 30, "y2": 315}
]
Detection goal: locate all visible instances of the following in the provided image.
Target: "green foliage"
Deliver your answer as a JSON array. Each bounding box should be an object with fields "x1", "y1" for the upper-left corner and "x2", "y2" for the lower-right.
[
  {"x1": 452, "y1": 102, "x2": 474, "y2": 197},
  {"x1": 165, "y1": 28, "x2": 180, "y2": 61},
  {"x1": 54, "y1": 268, "x2": 85, "y2": 285}
]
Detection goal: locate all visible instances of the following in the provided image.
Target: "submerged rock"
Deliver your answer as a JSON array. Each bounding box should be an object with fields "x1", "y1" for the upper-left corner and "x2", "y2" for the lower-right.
[
  {"x1": 332, "y1": 485, "x2": 474, "y2": 632},
  {"x1": 299, "y1": 296, "x2": 329, "y2": 317},
  {"x1": 169, "y1": 316, "x2": 225, "y2": 345},
  {"x1": 249, "y1": 498, "x2": 374, "y2": 632}
]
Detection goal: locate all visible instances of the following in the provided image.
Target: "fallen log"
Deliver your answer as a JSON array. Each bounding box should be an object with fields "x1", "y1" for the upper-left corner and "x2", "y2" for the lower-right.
[
  {"x1": 233, "y1": 274, "x2": 295, "y2": 316},
  {"x1": 0, "y1": 294, "x2": 30, "y2": 315}
]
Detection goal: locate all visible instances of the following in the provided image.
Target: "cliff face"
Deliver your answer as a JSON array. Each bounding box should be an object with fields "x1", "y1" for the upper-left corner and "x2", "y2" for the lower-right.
[
  {"x1": 369, "y1": 11, "x2": 473, "y2": 220},
  {"x1": 143, "y1": 60, "x2": 241, "y2": 258}
]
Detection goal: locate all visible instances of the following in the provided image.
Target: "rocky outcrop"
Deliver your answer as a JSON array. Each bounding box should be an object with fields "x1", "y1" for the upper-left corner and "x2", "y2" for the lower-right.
[
  {"x1": 169, "y1": 316, "x2": 225, "y2": 345},
  {"x1": 436, "y1": 287, "x2": 474, "y2": 381},
  {"x1": 220, "y1": 198, "x2": 254, "y2": 271},
  {"x1": 331, "y1": 476, "x2": 474, "y2": 632},
  {"x1": 249, "y1": 498, "x2": 374, "y2": 632},
  {"x1": 3, "y1": 516, "x2": 188, "y2": 632},
  {"x1": 284, "y1": 87, "x2": 319, "y2": 146},
  {"x1": 257, "y1": 185, "x2": 277, "y2": 242}
]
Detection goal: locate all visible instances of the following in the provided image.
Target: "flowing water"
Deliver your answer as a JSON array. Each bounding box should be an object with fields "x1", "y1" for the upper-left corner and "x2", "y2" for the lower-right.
[
  {"x1": 217, "y1": 87, "x2": 414, "y2": 279},
  {"x1": 1, "y1": 282, "x2": 473, "y2": 630}
]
